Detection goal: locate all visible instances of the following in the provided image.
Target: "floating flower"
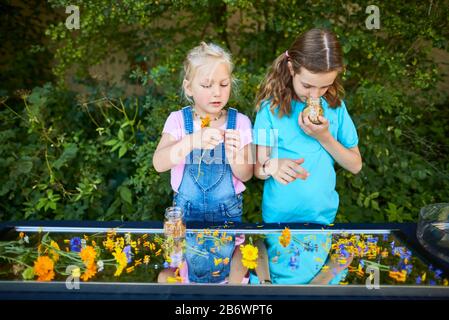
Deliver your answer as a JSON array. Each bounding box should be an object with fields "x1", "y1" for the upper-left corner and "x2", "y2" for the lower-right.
[
  {"x1": 123, "y1": 245, "x2": 133, "y2": 263},
  {"x1": 81, "y1": 264, "x2": 97, "y2": 281},
  {"x1": 240, "y1": 244, "x2": 258, "y2": 261},
  {"x1": 33, "y1": 256, "x2": 55, "y2": 281},
  {"x1": 112, "y1": 248, "x2": 128, "y2": 277},
  {"x1": 49, "y1": 240, "x2": 60, "y2": 262},
  {"x1": 71, "y1": 267, "x2": 81, "y2": 278},
  {"x1": 240, "y1": 244, "x2": 258, "y2": 270},
  {"x1": 70, "y1": 237, "x2": 82, "y2": 252},
  {"x1": 80, "y1": 245, "x2": 97, "y2": 267},
  {"x1": 214, "y1": 258, "x2": 223, "y2": 266},
  {"x1": 242, "y1": 259, "x2": 257, "y2": 269},
  {"x1": 279, "y1": 227, "x2": 291, "y2": 248}
]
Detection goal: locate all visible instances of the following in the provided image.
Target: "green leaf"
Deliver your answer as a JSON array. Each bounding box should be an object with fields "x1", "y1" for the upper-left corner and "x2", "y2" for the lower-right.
[
  {"x1": 104, "y1": 139, "x2": 118, "y2": 146},
  {"x1": 119, "y1": 186, "x2": 132, "y2": 205},
  {"x1": 118, "y1": 129, "x2": 124, "y2": 141},
  {"x1": 22, "y1": 267, "x2": 35, "y2": 280},
  {"x1": 53, "y1": 143, "x2": 78, "y2": 169},
  {"x1": 118, "y1": 144, "x2": 128, "y2": 158}
]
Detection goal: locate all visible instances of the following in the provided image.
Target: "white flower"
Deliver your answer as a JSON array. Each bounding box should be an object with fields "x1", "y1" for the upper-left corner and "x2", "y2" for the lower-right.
[
  {"x1": 97, "y1": 260, "x2": 104, "y2": 272},
  {"x1": 24, "y1": 236, "x2": 29, "y2": 244}
]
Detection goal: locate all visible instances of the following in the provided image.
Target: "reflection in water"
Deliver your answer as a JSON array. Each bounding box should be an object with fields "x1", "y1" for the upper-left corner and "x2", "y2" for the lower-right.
[
  {"x1": 0, "y1": 227, "x2": 448, "y2": 286},
  {"x1": 250, "y1": 233, "x2": 348, "y2": 285}
]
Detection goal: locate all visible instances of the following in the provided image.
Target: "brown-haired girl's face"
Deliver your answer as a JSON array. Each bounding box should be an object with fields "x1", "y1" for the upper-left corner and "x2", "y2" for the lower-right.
[{"x1": 288, "y1": 63, "x2": 338, "y2": 102}]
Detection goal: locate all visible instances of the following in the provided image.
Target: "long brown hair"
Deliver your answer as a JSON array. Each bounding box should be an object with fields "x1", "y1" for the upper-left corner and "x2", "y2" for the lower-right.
[{"x1": 256, "y1": 28, "x2": 345, "y2": 117}]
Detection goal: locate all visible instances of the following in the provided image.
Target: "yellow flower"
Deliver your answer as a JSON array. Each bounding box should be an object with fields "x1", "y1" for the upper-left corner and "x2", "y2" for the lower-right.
[
  {"x1": 103, "y1": 238, "x2": 115, "y2": 252},
  {"x1": 112, "y1": 248, "x2": 128, "y2": 277},
  {"x1": 214, "y1": 258, "x2": 223, "y2": 266},
  {"x1": 33, "y1": 256, "x2": 55, "y2": 281},
  {"x1": 242, "y1": 259, "x2": 257, "y2": 269},
  {"x1": 240, "y1": 244, "x2": 258, "y2": 261},
  {"x1": 126, "y1": 266, "x2": 135, "y2": 274},
  {"x1": 19, "y1": 232, "x2": 24, "y2": 239},
  {"x1": 80, "y1": 245, "x2": 97, "y2": 268},
  {"x1": 143, "y1": 255, "x2": 150, "y2": 265},
  {"x1": 49, "y1": 240, "x2": 60, "y2": 262},
  {"x1": 71, "y1": 267, "x2": 81, "y2": 278}
]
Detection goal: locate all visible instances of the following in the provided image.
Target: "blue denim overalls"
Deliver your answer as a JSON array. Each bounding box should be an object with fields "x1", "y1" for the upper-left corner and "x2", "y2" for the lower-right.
[{"x1": 173, "y1": 106, "x2": 243, "y2": 283}]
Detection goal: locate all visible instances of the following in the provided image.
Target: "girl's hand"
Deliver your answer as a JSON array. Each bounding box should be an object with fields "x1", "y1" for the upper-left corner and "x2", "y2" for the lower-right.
[
  {"x1": 192, "y1": 127, "x2": 224, "y2": 150},
  {"x1": 298, "y1": 113, "x2": 332, "y2": 142},
  {"x1": 224, "y1": 129, "x2": 242, "y2": 159},
  {"x1": 265, "y1": 158, "x2": 309, "y2": 185}
]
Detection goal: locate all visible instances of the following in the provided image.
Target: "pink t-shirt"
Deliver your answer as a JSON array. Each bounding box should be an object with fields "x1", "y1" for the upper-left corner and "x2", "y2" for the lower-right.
[{"x1": 162, "y1": 110, "x2": 253, "y2": 194}]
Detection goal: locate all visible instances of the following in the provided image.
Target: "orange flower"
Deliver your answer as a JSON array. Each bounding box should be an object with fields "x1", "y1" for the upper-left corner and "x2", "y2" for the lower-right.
[
  {"x1": 279, "y1": 227, "x2": 291, "y2": 247},
  {"x1": 201, "y1": 116, "x2": 211, "y2": 128},
  {"x1": 33, "y1": 256, "x2": 55, "y2": 281},
  {"x1": 81, "y1": 264, "x2": 97, "y2": 281},
  {"x1": 80, "y1": 245, "x2": 97, "y2": 268}
]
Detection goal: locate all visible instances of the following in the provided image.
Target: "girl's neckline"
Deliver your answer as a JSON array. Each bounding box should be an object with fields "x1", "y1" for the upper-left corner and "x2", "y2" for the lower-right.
[{"x1": 192, "y1": 108, "x2": 228, "y2": 129}]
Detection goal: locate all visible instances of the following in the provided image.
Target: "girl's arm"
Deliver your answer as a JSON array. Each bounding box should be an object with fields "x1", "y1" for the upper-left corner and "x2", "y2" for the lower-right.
[
  {"x1": 254, "y1": 145, "x2": 272, "y2": 180},
  {"x1": 228, "y1": 143, "x2": 253, "y2": 182},
  {"x1": 299, "y1": 114, "x2": 362, "y2": 175},
  {"x1": 224, "y1": 129, "x2": 253, "y2": 182},
  {"x1": 319, "y1": 138, "x2": 362, "y2": 175},
  {"x1": 152, "y1": 133, "x2": 193, "y2": 172},
  {"x1": 254, "y1": 145, "x2": 309, "y2": 183},
  {"x1": 153, "y1": 128, "x2": 225, "y2": 172}
]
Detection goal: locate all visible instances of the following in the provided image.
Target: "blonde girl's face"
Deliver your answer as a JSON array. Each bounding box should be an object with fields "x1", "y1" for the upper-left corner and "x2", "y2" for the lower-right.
[
  {"x1": 184, "y1": 60, "x2": 231, "y2": 115},
  {"x1": 288, "y1": 63, "x2": 338, "y2": 101}
]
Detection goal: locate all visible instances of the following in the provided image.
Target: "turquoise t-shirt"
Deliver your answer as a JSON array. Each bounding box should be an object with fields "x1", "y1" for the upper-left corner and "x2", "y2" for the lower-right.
[
  {"x1": 249, "y1": 233, "x2": 348, "y2": 285},
  {"x1": 253, "y1": 98, "x2": 359, "y2": 224}
]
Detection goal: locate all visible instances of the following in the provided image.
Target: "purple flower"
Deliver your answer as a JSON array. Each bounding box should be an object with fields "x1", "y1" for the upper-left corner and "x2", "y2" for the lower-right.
[
  {"x1": 70, "y1": 237, "x2": 81, "y2": 252},
  {"x1": 416, "y1": 276, "x2": 422, "y2": 284},
  {"x1": 435, "y1": 269, "x2": 443, "y2": 279},
  {"x1": 123, "y1": 245, "x2": 132, "y2": 263}
]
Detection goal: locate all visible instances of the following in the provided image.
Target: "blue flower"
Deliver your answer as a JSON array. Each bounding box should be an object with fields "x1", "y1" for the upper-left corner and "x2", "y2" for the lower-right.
[
  {"x1": 434, "y1": 269, "x2": 443, "y2": 279},
  {"x1": 416, "y1": 276, "x2": 422, "y2": 284},
  {"x1": 70, "y1": 237, "x2": 81, "y2": 252},
  {"x1": 123, "y1": 245, "x2": 132, "y2": 263},
  {"x1": 163, "y1": 261, "x2": 170, "y2": 269}
]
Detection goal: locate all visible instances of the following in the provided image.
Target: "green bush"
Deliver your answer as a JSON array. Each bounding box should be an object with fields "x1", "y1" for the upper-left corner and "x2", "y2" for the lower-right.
[{"x1": 1, "y1": 0, "x2": 448, "y2": 222}]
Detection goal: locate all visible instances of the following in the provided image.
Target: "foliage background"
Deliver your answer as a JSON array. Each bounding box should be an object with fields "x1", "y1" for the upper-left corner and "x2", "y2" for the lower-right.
[{"x1": 1, "y1": 0, "x2": 448, "y2": 223}]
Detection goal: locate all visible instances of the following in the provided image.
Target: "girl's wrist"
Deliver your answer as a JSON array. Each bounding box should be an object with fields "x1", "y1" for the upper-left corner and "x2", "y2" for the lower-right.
[{"x1": 261, "y1": 158, "x2": 272, "y2": 177}]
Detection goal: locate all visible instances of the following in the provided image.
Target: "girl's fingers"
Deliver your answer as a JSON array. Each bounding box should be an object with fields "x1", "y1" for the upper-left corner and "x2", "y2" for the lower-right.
[{"x1": 281, "y1": 166, "x2": 297, "y2": 179}]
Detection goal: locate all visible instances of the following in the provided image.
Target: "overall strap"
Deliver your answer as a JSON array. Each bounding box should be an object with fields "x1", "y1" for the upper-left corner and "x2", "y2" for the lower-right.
[
  {"x1": 182, "y1": 106, "x2": 194, "y2": 134},
  {"x1": 181, "y1": 106, "x2": 194, "y2": 163},
  {"x1": 226, "y1": 108, "x2": 238, "y2": 130}
]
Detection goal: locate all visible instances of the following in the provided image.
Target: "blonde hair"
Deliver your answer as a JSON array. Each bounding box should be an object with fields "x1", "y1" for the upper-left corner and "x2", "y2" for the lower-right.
[
  {"x1": 256, "y1": 29, "x2": 345, "y2": 118},
  {"x1": 182, "y1": 42, "x2": 236, "y2": 103}
]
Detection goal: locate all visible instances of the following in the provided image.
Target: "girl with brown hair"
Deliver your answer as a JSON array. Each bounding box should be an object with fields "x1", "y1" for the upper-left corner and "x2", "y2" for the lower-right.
[{"x1": 253, "y1": 28, "x2": 362, "y2": 224}]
